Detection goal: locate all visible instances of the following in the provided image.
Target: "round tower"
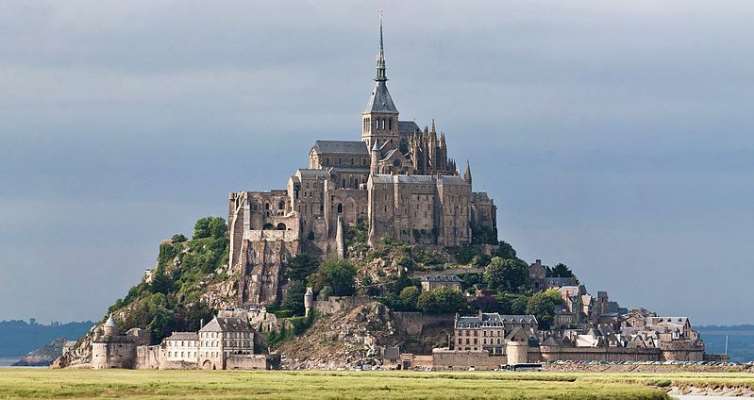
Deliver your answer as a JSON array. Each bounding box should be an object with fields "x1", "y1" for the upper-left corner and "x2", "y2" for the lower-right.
[
  {"x1": 103, "y1": 314, "x2": 118, "y2": 337},
  {"x1": 304, "y1": 287, "x2": 314, "y2": 317}
]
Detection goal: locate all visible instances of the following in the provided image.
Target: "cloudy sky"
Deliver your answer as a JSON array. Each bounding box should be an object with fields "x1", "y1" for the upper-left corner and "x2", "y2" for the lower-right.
[{"x1": 1, "y1": 0, "x2": 752, "y2": 325}]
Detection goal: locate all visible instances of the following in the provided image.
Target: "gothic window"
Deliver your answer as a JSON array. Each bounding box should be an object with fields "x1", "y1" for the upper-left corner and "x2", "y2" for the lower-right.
[
  {"x1": 278, "y1": 201, "x2": 285, "y2": 210},
  {"x1": 265, "y1": 203, "x2": 270, "y2": 210},
  {"x1": 337, "y1": 203, "x2": 343, "y2": 213}
]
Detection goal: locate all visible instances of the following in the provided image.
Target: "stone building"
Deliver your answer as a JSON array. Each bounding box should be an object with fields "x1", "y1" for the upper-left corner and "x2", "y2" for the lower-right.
[
  {"x1": 453, "y1": 313, "x2": 538, "y2": 354},
  {"x1": 419, "y1": 275, "x2": 463, "y2": 292},
  {"x1": 198, "y1": 316, "x2": 255, "y2": 370},
  {"x1": 227, "y1": 19, "x2": 497, "y2": 306},
  {"x1": 91, "y1": 315, "x2": 150, "y2": 369}
]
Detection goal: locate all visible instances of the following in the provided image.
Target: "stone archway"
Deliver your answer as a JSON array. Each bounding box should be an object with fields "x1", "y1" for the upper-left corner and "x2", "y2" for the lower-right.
[{"x1": 202, "y1": 360, "x2": 213, "y2": 370}]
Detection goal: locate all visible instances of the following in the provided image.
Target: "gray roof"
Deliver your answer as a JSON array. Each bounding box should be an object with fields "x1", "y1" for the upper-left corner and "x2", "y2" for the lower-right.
[
  {"x1": 399, "y1": 121, "x2": 420, "y2": 134},
  {"x1": 200, "y1": 316, "x2": 252, "y2": 333},
  {"x1": 456, "y1": 313, "x2": 538, "y2": 328},
  {"x1": 364, "y1": 81, "x2": 398, "y2": 114},
  {"x1": 312, "y1": 140, "x2": 368, "y2": 155},
  {"x1": 296, "y1": 169, "x2": 331, "y2": 178},
  {"x1": 166, "y1": 332, "x2": 199, "y2": 341},
  {"x1": 420, "y1": 275, "x2": 463, "y2": 283}
]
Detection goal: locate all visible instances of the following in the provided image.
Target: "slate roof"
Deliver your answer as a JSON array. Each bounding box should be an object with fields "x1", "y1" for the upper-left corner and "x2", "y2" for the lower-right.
[
  {"x1": 312, "y1": 140, "x2": 368, "y2": 155},
  {"x1": 200, "y1": 316, "x2": 252, "y2": 333},
  {"x1": 296, "y1": 169, "x2": 331, "y2": 178},
  {"x1": 420, "y1": 275, "x2": 463, "y2": 283},
  {"x1": 166, "y1": 332, "x2": 199, "y2": 341},
  {"x1": 399, "y1": 121, "x2": 421, "y2": 135},
  {"x1": 364, "y1": 81, "x2": 398, "y2": 114},
  {"x1": 456, "y1": 313, "x2": 538, "y2": 328}
]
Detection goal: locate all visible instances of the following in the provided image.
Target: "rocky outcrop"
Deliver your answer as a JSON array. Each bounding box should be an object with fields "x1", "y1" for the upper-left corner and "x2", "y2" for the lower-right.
[
  {"x1": 278, "y1": 302, "x2": 398, "y2": 370},
  {"x1": 13, "y1": 338, "x2": 70, "y2": 367}
]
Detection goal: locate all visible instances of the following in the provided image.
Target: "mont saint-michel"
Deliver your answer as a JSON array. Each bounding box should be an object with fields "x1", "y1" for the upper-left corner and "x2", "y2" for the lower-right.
[{"x1": 48, "y1": 21, "x2": 723, "y2": 375}]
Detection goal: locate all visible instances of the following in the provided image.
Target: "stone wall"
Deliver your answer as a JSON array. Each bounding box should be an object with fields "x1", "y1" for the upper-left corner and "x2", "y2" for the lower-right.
[
  {"x1": 135, "y1": 345, "x2": 161, "y2": 369},
  {"x1": 538, "y1": 346, "x2": 660, "y2": 362},
  {"x1": 312, "y1": 296, "x2": 372, "y2": 315},
  {"x1": 431, "y1": 349, "x2": 504, "y2": 371},
  {"x1": 225, "y1": 354, "x2": 269, "y2": 370}
]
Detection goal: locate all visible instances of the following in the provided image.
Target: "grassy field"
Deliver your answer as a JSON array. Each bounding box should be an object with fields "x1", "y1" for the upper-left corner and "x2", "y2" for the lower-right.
[{"x1": 0, "y1": 369, "x2": 680, "y2": 400}]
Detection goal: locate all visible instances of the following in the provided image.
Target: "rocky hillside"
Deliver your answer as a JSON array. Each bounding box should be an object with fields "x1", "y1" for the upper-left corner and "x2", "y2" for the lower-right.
[{"x1": 56, "y1": 217, "x2": 235, "y2": 367}]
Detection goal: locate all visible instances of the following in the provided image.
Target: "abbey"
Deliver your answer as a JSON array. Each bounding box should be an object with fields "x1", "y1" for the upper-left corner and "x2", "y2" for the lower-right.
[{"x1": 227, "y1": 22, "x2": 497, "y2": 305}]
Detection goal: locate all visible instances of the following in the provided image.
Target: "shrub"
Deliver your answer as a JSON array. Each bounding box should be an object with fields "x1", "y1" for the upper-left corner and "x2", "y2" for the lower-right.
[
  {"x1": 399, "y1": 286, "x2": 420, "y2": 310},
  {"x1": 309, "y1": 260, "x2": 356, "y2": 296},
  {"x1": 417, "y1": 288, "x2": 466, "y2": 314}
]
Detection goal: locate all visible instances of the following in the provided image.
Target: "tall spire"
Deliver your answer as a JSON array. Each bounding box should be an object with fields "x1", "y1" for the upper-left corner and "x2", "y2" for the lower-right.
[
  {"x1": 463, "y1": 160, "x2": 472, "y2": 184},
  {"x1": 376, "y1": 11, "x2": 387, "y2": 82}
]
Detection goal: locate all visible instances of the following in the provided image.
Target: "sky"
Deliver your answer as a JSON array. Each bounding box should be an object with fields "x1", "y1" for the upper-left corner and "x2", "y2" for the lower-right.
[{"x1": 1, "y1": 0, "x2": 753, "y2": 325}]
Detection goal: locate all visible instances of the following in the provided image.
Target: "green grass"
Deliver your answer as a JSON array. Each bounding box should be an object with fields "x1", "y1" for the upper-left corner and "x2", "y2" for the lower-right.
[{"x1": 0, "y1": 369, "x2": 676, "y2": 400}]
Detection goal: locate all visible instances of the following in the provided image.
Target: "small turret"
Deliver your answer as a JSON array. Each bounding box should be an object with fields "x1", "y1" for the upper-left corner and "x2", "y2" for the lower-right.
[
  {"x1": 370, "y1": 142, "x2": 380, "y2": 175},
  {"x1": 463, "y1": 160, "x2": 472, "y2": 185},
  {"x1": 103, "y1": 314, "x2": 118, "y2": 337},
  {"x1": 335, "y1": 216, "x2": 345, "y2": 260},
  {"x1": 304, "y1": 287, "x2": 314, "y2": 317}
]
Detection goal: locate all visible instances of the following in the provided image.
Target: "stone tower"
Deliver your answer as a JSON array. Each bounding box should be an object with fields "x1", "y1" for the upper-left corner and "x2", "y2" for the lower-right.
[
  {"x1": 103, "y1": 314, "x2": 117, "y2": 337},
  {"x1": 361, "y1": 15, "x2": 399, "y2": 151}
]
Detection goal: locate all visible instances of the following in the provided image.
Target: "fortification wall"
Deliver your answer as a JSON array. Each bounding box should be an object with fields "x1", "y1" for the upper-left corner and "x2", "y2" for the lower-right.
[
  {"x1": 135, "y1": 345, "x2": 161, "y2": 369},
  {"x1": 539, "y1": 346, "x2": 660, "y2": 362},
  {"x1": 431, "y1": 349, "x2": 504, "y2": 371},
  {"x1": 312, "y1": 296, "x2": 372, "y2": 315},
  {"x1": 225, "y1": 354, "x2": 269, "y2": 370}
]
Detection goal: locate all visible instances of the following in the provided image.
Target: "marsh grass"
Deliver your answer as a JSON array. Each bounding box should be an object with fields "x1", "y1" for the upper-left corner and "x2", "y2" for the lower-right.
[{"x1": 0, "y1": 369, "x2": 690, "y2": 399}]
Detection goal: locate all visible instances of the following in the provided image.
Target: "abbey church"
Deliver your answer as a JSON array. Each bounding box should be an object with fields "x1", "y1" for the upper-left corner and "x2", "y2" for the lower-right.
[{"x1": 227, "y1": 21, "x2": 497, "y2": 305}]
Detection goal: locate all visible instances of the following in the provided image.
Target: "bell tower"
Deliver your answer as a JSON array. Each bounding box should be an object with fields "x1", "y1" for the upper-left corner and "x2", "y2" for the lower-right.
[{"x1": 362, "y1": 14, "x2": 399, "y2": 151}]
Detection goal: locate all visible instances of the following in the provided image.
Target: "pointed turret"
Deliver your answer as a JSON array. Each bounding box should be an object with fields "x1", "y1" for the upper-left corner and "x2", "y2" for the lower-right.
[
  {"x1": 463, "y1": 160, "x2": 472, "y2": 185},
  {"x1": 335, "y1": 216, "x2": 345, "y2": 260},
  {"x1": 103, "y1": 314, "x2": 117, "y2": 336}
]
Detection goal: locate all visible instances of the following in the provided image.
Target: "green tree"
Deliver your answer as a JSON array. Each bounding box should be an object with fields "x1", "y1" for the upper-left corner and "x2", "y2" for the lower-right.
[
  {"x1": 399, "y1": 286, "x2": 420, "y2": 310},
  {"x1": 417, "y1": 288, "x2": 466, "y2": 314},
  {"x1": 493, "y1": 241, "x2": 517, "y2": 260},
  {"x1": 310, "y1": 260, "x2": 356, "y2": 296},
  {"x1": 282, "y1": 280, "x2": 307, "y2": 316},
  {"x1": 193, "y1": 217, "x2": 226, "y2": 239},
  {"x1": 510, "y1": 294, "x2": 530, "y2": 315},
  {"x1": 547, "y1": 263, "x2": 576, "y2": 279},
  {"x1": 286, "y1": 253, "x2": 320, "y2": 282},
  {"x1": 483, "y1": 257, "x2": 530, "y2": 292},
  {"x1": 527, "y1": 289, "x2": 563, "y2": 330}
]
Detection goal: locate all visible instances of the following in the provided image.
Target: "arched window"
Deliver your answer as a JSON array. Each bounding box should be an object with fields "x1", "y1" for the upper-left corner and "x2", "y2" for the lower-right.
[
  {"x1": 276, "y1": 223, "x2": 286, "y2": 230},
  {"x1": 264, "y1": 203, "x2": 270, "y2": 210},
  {"x1": 337, "y1": 203, "x2": 343, "y2": 213},
  {"x1": 278, "y1": 201, "x2": 285, "y2": 210}
]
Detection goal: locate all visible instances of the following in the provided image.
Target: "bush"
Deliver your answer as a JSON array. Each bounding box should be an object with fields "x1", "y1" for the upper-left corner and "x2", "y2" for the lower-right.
[
  {"x1": 309, "y1": 260, "x2": 356, "y2": 297},
  {"x1": 417, "y1": 288, "x2": 466, "y2": 314},
  {"x1": 493, "y1": 241, "x2": 517, "y2": 260},
  {"x1": 399, "y1": 286, "x2": 420, "y2": 310}
]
